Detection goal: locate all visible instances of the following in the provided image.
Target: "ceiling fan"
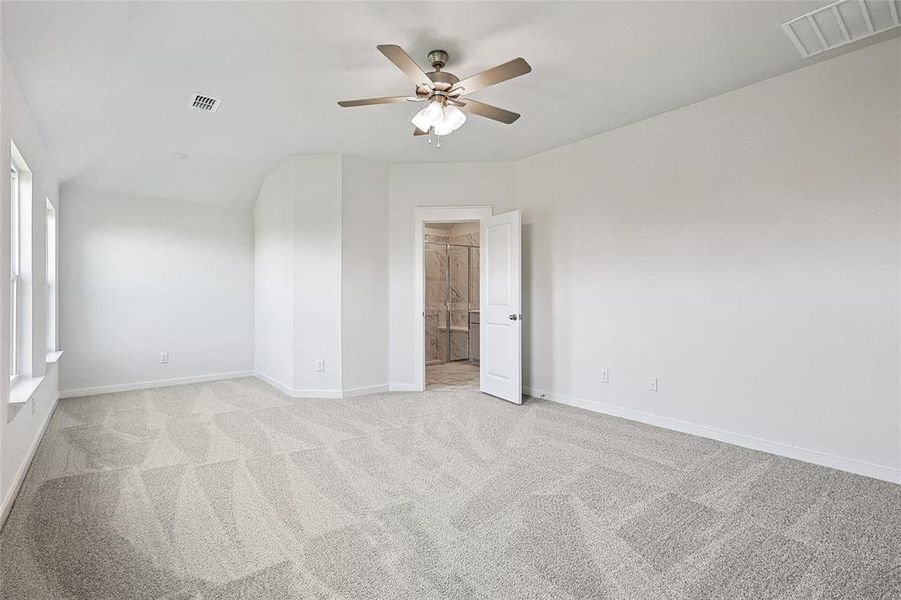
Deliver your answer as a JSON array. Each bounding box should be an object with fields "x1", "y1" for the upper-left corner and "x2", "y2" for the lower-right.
[{"x1": 338, "y1": 45, "x2": 531, "y2": 143}]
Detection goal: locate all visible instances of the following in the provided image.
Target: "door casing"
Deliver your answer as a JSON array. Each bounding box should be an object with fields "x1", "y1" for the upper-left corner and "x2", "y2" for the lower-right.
[{"x1": 412, "y1": 206, "x2": 492, "y2": 391}]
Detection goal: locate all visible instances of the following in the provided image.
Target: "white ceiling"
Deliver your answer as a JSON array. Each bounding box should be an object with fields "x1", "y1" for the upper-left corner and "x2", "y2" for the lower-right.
[{"x1": 2, "y1": 1, "x2": 897, "y2": 208}]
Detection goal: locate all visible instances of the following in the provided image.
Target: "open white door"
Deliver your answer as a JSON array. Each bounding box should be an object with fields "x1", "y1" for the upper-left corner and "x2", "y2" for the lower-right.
[{"x1": 480, "y1": 210, "x2": 522, "y2": 404}]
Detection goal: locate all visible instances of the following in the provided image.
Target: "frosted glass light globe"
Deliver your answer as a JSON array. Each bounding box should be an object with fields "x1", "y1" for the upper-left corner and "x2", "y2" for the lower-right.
[
  {"x1": 411, "y1": 107, "x2": 432, "y2": 133},
  {"x1": 442, "y1": 106, "x2": 466, "y2": 131},
  {"x1": 423, "y1": 100, "x2": 444, "y2": 123}
]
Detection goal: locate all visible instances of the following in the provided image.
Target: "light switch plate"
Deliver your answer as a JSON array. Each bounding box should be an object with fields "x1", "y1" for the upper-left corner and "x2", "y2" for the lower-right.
[{"x1": 648, "y1": 377, "x2": 658, "y2": 392}]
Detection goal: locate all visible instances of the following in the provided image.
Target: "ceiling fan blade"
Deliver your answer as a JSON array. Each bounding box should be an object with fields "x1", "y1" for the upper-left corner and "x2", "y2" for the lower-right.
[
  {"x1": 413, "y1": 127, "x2": 428, "y2": 136},
  {"x1": 377, "y1": 44, "x2": 433, "y2": 89},
  {"x1": 457, "y1": 99, "x2": 521, "y2": 124},
  {"x1": 337, "y1": 96, "x2": 418, "y2": 107},
  {"x1": 450, "y1": 57, "x2": 531, "y2": 95}
]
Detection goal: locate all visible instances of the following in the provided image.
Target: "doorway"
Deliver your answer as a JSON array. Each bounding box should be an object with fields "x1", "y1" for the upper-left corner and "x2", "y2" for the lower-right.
[
  {"x1": 425, "y1": 223, "x2": 480, "y2": 390},
  {"x1": 412, "y1": 206, "x2": 521, "y2": 402},
  {"x1": 412, "y1": 206, "x2": 491, "y2": 392}
]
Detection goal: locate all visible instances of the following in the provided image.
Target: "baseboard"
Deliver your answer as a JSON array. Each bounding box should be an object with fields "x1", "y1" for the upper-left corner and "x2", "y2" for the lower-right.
[
  {"x1": 253, "y1": 371, "x2": 342, "y2": 399},
  {"x1": 254, "y1": 372, "x2": 394, "y2": 399},
  {"x1": 342, "y1": 384, "x2": 390, "y2": 398},
  {"x1": 59, "y1": 370, "x2": 255, "y2": 399},
  {"x1": 524, "y1": 386, "x2": 901, "y2": 485},
  {"x1": 0, "y1": 392, "x2": 59, "y2": 531},
  {"x1": 389, "y1": 383, "x2": 421, "y2": 392}
]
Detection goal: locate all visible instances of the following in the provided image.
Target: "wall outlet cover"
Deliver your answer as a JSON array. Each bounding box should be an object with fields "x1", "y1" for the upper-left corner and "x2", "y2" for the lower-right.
[{"x1": 648, "y1": 377, "x2": 658, "y2": 392}]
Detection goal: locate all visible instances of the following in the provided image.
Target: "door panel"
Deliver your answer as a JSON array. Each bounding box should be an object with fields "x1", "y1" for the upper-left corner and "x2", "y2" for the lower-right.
[{"x1": 480, "y1": 210, "x2": 522, "y2": 403}]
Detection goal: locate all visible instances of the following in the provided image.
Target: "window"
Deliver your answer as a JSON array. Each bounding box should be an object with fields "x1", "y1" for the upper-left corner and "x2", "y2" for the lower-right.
[
  {"x1": 9, "y1": 163, "x2": 19, "y2": 382},
  {"x1": 46, "y1": 199, "x2": 56, "y2": 353},
  {"x1": 9, "y1": 140, "x2": 31, "y2": 386}
]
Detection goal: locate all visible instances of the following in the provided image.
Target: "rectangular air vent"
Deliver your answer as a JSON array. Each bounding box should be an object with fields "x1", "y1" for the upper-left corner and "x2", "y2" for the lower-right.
[
  {"x1": 190, "y1": 93, "x2": 221, "y2": 113},
  {"x1": 782, "y1": 0, "x2": 900, "y2": 58}
]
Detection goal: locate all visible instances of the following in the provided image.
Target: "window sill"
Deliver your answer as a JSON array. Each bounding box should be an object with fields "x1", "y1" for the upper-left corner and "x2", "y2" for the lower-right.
[
  {"x1": 10, "y1": 375, "x2": 45, "y2": 405},
  {"x1": 46, "y1": 350, "x2": 63, "y2": 364}
]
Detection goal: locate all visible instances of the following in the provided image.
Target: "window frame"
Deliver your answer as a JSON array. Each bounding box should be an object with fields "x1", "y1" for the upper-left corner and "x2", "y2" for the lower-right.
[
  {"x1": 46, "y1": 198, "x2": 56, "y2": 353},
  {"x1": 9, "y1": 140, "x2": 32, "y2": 390},
  {"x1": 9, "y1": 163, "x2": 19, "y2": 384}
]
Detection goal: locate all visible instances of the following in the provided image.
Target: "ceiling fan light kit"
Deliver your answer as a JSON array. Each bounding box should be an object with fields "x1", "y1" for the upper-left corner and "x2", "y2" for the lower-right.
[
  {"x1": 338, "y1": 44, "x2": 531, "y2": 146},
  {"x1": 412, "y1": 100, "x2": 466, "y2": 135}
]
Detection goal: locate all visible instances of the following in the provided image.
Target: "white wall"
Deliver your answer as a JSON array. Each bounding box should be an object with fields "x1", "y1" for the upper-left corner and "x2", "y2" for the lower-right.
[
  {"x1": 1, "y1": 53, "x2": 61, "y2": 520},
  {"x1": 253, "y1": 155, "x2": 345, "y2": 396},
  {"x1": 290, "y1": 156, "x2": 343, "y2": 393},
  {"x1": 254, "y1": 161, "x2": 294, "y2": 387},
  {"x1": 257, "y1": 155, "x2": 499, "y2": 396},
  {"x1": 341, "y1": 156, "x2": 389, "y2": 394},
  {"x1": 516, "y1": 38, "x2": 901, "y2": 479},
  {"x1": 59, "y1": 188, "x2": 254, "y2": 393},
  {"x1": 388, "y1": 162, "x2": 516, "y2": 387}
]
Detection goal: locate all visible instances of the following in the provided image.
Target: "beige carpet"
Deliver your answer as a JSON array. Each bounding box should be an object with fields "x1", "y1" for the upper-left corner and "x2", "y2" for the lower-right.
[{"x1": 0, "y1": 377, "x2": 899, "y2": 599}]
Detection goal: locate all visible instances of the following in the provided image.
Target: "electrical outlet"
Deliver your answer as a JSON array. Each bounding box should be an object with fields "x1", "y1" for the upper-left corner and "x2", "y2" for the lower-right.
[
  {"x1": 159, "y1": 352, "x2": 169, "y2": 364},
  {"x1": 315, "y1": 360, "x2": 325, "y2": 372},
  {"x1": 601, "y1": 369, "x2": 609, "y2": 384},
  {"x1": 648, "y1": 377, "x2": 658, "y2": 392}
]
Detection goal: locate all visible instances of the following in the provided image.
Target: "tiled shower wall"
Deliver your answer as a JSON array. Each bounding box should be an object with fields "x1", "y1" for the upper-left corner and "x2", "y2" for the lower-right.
[
  {"x1": 425, "y1": 241, "x2": 448, "y2": 364},
  {"x1": 425, "y1": 228, "x2": 479, "y2": 364}
]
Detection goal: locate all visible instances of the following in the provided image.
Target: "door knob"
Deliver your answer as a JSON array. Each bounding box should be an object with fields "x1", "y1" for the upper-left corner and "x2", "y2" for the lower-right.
[{"x1": 509, "y1": 314, "x2": 518, "y2": 321}]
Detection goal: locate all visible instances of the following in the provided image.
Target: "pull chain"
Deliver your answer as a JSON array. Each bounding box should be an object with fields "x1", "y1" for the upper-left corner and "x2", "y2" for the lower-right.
[{"x1": 425, "y1": 127, "x2": 441, "y2": 149}]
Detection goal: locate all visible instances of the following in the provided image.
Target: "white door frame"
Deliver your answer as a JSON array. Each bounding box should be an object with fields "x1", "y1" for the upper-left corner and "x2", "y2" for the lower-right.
[{"x1": 413, "y1": 206, "x2": 492, "y2": 391}]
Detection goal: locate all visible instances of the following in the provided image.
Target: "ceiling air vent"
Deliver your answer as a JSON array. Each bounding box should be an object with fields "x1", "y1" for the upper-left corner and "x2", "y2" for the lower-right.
[
  {"x1": 190, "y1": 93, "x2": 221, "y2": 113},
  {"x1": 782, "y1": 0, "x2": 900, "y2": 58}
]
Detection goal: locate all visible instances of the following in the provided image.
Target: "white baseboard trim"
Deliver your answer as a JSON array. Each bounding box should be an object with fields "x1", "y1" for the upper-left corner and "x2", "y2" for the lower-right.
[
  {"x1": 254, "y1": 371, "x2": 341, "y2": 398},
  {"x1": 254, "y1": 372, "x2": 393, "y2": 399},
  {"x1": 389, "y1": 383, "x2": 421, "y2": 392},
  {"x1": 342, "y1": 384, "x2": 390, "y2": 398},
  {"x1": 524, "y1": 386, "x2": 901, "y2": 485},
  {"x1": 59, "y1": 370, "x2": 255, "y2": 399},
  {"x1": 0, "y1": 392, "x2": 59, "y2": 531}
]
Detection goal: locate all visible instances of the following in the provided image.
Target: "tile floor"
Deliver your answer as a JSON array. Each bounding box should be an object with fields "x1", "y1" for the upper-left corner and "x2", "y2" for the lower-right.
[{"x1": 426, "y1": 361, "x2": 480, "y2": 390}]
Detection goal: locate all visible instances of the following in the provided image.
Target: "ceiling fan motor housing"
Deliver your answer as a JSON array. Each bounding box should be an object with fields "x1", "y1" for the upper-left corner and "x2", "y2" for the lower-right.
[
  {"x1": 427, "y1": 49, "x2": 449, "y2": 70},
  {"x1": 424, "y1": 71, "x2": 459, "y2": 95}
]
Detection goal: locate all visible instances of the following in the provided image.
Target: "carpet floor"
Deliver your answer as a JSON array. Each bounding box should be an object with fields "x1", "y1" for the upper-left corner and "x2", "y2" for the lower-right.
[{"x1": 0, "y1": 377, "x2": 899, "y2": 599}]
